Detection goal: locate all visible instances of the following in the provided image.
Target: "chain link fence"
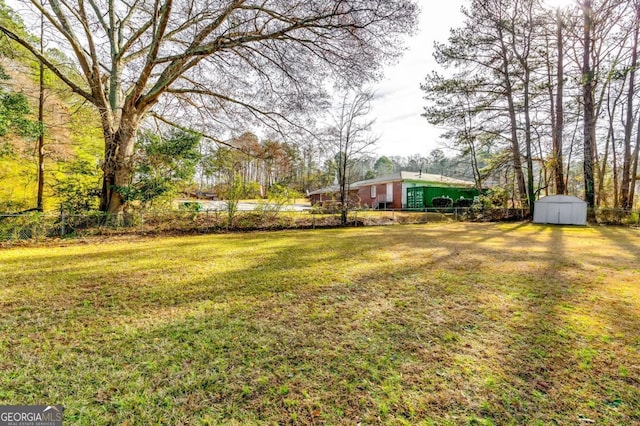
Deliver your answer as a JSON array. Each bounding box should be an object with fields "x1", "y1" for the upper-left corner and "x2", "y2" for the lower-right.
[{"x1": 1, "y1": 206, "x2": 637, "y2": 243}]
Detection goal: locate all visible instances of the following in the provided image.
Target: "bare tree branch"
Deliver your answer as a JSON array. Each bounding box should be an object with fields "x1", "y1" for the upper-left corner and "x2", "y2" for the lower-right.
[{"x1": 1, "y1": 0, "x2": 417, "y2": 212}]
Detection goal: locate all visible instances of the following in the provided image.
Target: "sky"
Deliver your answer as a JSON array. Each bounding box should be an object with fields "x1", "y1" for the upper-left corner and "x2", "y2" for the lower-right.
[{"x1": 369, "y1": 0, "x2": 467, "y2": 159}]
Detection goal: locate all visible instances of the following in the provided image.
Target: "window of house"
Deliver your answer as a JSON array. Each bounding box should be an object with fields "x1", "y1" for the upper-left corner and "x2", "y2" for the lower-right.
[{"x1": 370, "y1": 185, "x2": 376, "y2": 198}]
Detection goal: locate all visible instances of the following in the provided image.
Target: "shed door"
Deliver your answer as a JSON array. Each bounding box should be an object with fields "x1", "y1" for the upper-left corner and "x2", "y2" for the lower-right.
[
  {"x1": 547, "y1": 203, "x2": 572, "y2": 224},
  {"x1": 386, "y1": 183, "x2": 393, "y2": 203}
]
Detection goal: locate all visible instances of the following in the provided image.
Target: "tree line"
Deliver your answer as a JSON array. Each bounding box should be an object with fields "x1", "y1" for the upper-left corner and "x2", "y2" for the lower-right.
[
  {"x1": 4, "y1": 0, "x2": 637, "y2": 216},
  {"x1": 185, "y1": 130, "x2": 474, "y2": 204},
  {"x1": 0, "y1": 0, "x2": 418, "y2": 214},
  {"x1": 422, "y1": 0, "x2": 640, "y2": 214}
]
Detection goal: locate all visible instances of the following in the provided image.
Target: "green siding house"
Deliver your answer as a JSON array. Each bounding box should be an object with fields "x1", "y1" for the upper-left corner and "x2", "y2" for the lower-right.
[
  {"x1": 308, "y1": 171, "x2": 481, "y2": 210},
  {"x1": 406, "y1": 185, "x2": 480, "y2": 209},
  {"x1": 354, "y1": 171, "x2": 480, "y2": 209}
]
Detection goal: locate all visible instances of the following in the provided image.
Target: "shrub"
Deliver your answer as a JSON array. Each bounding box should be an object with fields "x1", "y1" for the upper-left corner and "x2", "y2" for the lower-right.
[
  {"x1": 623, "y1": 210, "x2": 639, "y2": 225},
  {"x1": 54, "y1": 158, "x2": 101, "y2": 214},
  {"x1": 178, "y1": 201, "x2": 203, "y2": 212},
  {"x1": 453, "y1": 198, "x2": 473, "y2": 208},
  {"x1": 478, "y1": 187, "x2": 509, "y2": 209},
  {"x1": 120, "y1": 130, "x2": 202, "y2": 209},
  {"x1": 432, "y1": 196, "x2": 453, "y2": 208}
]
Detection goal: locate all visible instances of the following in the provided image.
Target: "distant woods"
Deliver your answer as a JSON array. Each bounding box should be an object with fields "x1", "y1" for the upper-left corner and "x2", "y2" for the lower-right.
[
  {"x1": 193, "y1": 133, "x2": 470, "y2": 203},
  {"x1": 422, "y1": 0, "x2": 640, "y2": 212}
]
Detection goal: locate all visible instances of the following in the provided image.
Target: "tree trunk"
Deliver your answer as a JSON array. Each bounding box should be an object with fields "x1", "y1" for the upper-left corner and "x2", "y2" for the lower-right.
[
  {"x1": 600, "y1": 78, "x2": 624, "y2": 207},
  {"x1": 517, "y1": 1, "x2": 535, "y2": 217},
  {"x1": 553, "y1": 7, "x2": 566, "y2": 195},
  {"x1": 582, "y1": 0, "x2": 596, "y2": 210},
  {"x1": 629, "y1": 114, "x2": 640, "y2": 207},
  {"x1": 524, "y1": 78, "x2": 535, "y2": 216},
  {"x1": 466, "y1": 135, "x2": 483, "y2": 193},
  {"x1": 37, "y1": 60, "x2": 45, "y2": 211},
  {"x1": 36, "y1": 14, "x2": 45, "y2": 211},
  {"x1": 507, "y1": 112, "x2": 527, "y2": 206},
  {"x1": 497, "y1": 22, "x2": 527, "y2": 208},
  {"x1": 612, "y1": 130, "x2": 619, "y2": 208},
  {"x1": 99, "y1": 118, "x2": 138, "y2": 214},
  {"x1": 598, "y1": 107, "x2": 613, "y2": 207},
  {"x1": 620, "y1": 4, "x2": 639, "y2": 209},
  {"x1": 340, "y1": 153, "x2": 349, "y2": 226}
]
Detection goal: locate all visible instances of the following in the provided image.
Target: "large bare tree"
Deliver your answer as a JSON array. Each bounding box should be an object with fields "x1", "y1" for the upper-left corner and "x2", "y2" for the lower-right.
[{"x1": 0, "y1": 0, "x2": 417, "y2": 213}]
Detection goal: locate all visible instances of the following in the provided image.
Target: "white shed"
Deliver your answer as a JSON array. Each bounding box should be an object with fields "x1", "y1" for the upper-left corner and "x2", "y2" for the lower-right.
[{"x1": 533, "y1": 195, "x2": 587, "y2": 225}]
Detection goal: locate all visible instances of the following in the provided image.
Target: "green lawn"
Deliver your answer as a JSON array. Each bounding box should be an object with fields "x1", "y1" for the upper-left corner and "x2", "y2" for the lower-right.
[{"x1": 0, "y1": 223, "x2": 639, "y2": 425}]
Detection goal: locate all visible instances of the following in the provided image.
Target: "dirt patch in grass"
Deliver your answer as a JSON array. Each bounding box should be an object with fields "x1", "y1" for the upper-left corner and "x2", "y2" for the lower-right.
[{"x1": 0, "y1": 223, "x2": 638, "y2": 425}]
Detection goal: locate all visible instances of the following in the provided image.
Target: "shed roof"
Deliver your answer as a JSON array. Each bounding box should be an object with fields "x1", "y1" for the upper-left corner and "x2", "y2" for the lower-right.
[{"x1": 536, "y1": 195, "x2": 586, "y2": 204}]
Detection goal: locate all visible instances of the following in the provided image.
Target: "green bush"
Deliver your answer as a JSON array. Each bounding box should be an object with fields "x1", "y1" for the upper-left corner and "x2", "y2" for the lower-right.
[
  {"x1": 178, "y1": 201, "x2": 203, "y2": 212},
  {"x1": 478, "y1": 187, "x2": 509, "y2": 209},
  {"x1": 54, "y1": 158, "x2": 101, "y2": 214},
  {"x1": 119, "y1": 130, "x2": 202, "y2": 208},
  {"x1": 453, "y1": 198, "x2": 473, "y2": 208},
  {"x1": 432, "y1": 196, "x2": 453, "y2": 208},
  {"x1": 623, "y1": 210, "x2": 639, "y2": 225}
]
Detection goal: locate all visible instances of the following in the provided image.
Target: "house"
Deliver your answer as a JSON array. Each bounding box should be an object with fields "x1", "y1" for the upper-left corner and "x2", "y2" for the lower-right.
[
  {"x1": 307, "y1": 185, "x2": 360, "y2": 207},
  {"x1": 309, "y1": 171, "x2": 479, "y2": 210},
  {"x1": 356, "y1": 171, "x2": 479, "y2": 209}
]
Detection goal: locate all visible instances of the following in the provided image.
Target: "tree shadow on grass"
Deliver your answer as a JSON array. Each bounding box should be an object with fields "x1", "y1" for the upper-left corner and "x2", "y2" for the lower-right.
[
  {"x1": 0, "y1": 224, "x2": 513, "y2": 423},
  {"x1": 484, "y1": 226, "x2": 640, "y2": 425},
  {"x1": 1, "y1": 224, "x2": 639, "y2": 424},
  {"x1": 590, "y1": 226, "x2": 640, "y2": 262}
]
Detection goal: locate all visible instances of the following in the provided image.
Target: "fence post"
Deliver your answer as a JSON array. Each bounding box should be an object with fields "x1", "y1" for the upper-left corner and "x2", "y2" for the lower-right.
[{"x1": 60, "y1": 210, "x2": 66, "y2": 237}]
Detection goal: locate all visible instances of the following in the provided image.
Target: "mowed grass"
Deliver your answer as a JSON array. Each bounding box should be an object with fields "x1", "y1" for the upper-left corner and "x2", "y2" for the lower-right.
[{"x1": 0, "y1": 223, "x2": 639, "y2": 425}]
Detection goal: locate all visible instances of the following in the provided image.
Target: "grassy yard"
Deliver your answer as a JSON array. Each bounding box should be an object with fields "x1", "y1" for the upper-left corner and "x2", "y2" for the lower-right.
[{"x1": 0, "y1": 223, "x2": 639, "y2": 425}]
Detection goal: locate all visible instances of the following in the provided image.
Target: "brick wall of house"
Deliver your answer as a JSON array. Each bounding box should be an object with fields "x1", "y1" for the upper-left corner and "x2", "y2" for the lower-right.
[
  {"x1": 310, "y1": 190, "x2": 360, "y2": 207},
  {"x1": 357, "y1": 185, "x2": 375, "y2": 207},
  {"x1": 392, "y1": 182, "x2": 403, "y2": 209},
  {"x1": 358, "y1": 182, "x2": 403, "y2": 209}
]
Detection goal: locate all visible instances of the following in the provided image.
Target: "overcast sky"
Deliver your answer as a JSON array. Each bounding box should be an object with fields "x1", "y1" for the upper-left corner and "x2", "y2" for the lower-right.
[{"x1": 369, "y1": 0, "x2": 467, "y2": 159}]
